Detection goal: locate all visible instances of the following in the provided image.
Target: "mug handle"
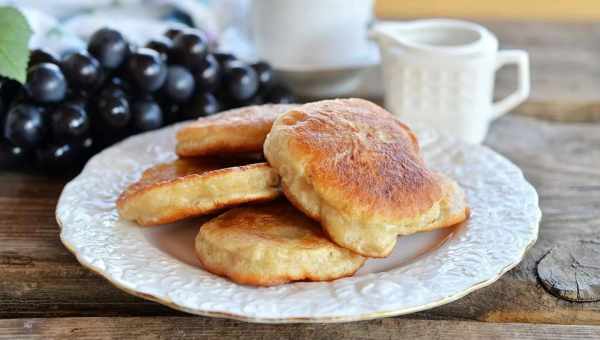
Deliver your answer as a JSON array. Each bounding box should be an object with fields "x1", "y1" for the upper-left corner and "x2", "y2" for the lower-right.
[{"x1": 491, "y1": 50, "x2": 530, "y2": 119}]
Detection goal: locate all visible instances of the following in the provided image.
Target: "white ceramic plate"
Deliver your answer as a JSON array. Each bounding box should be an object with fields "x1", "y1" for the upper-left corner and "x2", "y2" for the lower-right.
[{"x1": 56, "y1": 123, "x2": 540, "y2": 323}]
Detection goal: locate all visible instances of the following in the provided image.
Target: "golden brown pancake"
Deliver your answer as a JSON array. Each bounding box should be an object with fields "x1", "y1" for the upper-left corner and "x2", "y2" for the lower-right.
[
  {"x1": 176, "y1": 104, "x2": 297, "y2": 157},
  {"x1": 117, "y1": 158, "x2": 280, "y2": 226},
  {"x1": 264, "y1": 98, "x2": 469, "y2": 257},
  {"x1": 195, "y1": 201, "x2": 366, "y2": 286}
]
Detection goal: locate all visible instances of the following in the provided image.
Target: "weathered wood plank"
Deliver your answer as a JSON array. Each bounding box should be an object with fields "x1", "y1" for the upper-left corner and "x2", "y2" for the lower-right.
[
  {"x1": 1, "y1": 317, "x2": 599, "y2": 339},
  {"x1": 487, "y1": 21, "x2": 600, "y2": 122},
  {"x1": 0, "y1": 115, "x2": 599, "y2": 324},
  {"x1": 537, "y1": 238, "x2": 600, "y2": 302}
]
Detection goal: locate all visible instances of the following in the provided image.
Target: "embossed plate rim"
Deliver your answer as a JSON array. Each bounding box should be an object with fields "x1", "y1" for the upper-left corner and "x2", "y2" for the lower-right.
[{"x1": 56, "y1": 123, "x2": 541, "y2": 323}]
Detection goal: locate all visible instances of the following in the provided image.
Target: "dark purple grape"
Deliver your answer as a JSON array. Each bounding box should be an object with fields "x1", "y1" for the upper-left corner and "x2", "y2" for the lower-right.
[
  {"x1": 132, "y1": 97, "x2": 163, "y2": 132},
  {"x1": 222, "y1": 61, "x2": 259, "y2": 101},
  {"x1": 0, "y1": 96, "x2": 5, "y2": 125},
  {"x1": 36, "y1": 143, "x2": 80, "y2": 171},
  {"x1": 160, "y1": 100, "x2": 181, "y2": 124},
  {"x1": 265, "y1": 85, "x2": 295, "y2": 104},
  {"x1": 100, "y1": 83, "x2": 126, "y2": 100},
  {"x1": 101, "y1": 76, "x2": 132, "y2": 99},
  {"x1": 51, "y1": 104, "x2": 90, "y2": 142},
  {"x1": 61, "y1": 52, "x2": 103, "y2": 90},
  {"x1": 28, "y1": 49, "x2": 59, "y2": 68},
  {"x1": 163, "y1": 65, "x2": 195, "y2": 103},
  {"x1": 164, "y1": 28, "x2": 185, "y2": 40},
  {"x1": 170, "y1": 31, "x2": 209, "y2": 69},
  {"x1": 165, "y1": 9, "x2": 195, "y2": 28},
  {"x1": 126, "y1": 48, "x2": 167, "y2": 92},
  {"x1": 251, "y1": 61, "x2": 274, "y2": 90},
  {"x1": 145, "y1": 37, "x2": 172, "y2": 62},
  {"x1": 213, "y1": 52, "x2": 236, "y2": 67},
  {"x1": 3, "y1": 104, "x2": 46, "y2": 148},
  {"x1": 181, "y1": 92, "x2": 220, "y2": 119},
  {"x1": 0, "y1": 78, "x2": 24, "y2": 107},
  {"x1": 87, "y1": 28, "x2": 129, "y2": 69},
  {"x1": 0, "y1": 141, "x2": 29, "y2": 168},
  {"x1": 94, "y1": 93, "x2": 131, "y2": 129},
  {"x1": 108, "y1": 76, "x2": 133, "y2": 91},
  {"x1": 194, "y1": 54, "x2": 220, "y2": 91},
  {"x1": 79, "y1": 136, "x2": 94, "y2": 155},
  {"x1": 63, "y1": 97, "x2": 88, "y2": 110},
  {"x1": 25, "y1": 63, "x2": 67, "y2": 103},
  {"x1": 60, "y1": 48, "x2": 86, "y2": 59}
]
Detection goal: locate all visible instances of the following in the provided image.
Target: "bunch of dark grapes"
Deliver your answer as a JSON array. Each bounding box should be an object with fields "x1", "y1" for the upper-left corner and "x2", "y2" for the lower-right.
[{"x1": 0, "y1": 27, "x2": 294, "y2": 174}]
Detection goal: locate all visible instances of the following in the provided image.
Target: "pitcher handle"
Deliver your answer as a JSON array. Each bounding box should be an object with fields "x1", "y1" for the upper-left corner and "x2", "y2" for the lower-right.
[{"x1": 492, "y1": 50, "x2": 530, "y2": 119}]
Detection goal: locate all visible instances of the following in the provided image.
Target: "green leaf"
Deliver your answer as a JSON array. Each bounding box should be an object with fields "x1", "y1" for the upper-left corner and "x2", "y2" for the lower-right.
[{"x1": 0, "y1": 7, "x2": 32, "y2": 84}]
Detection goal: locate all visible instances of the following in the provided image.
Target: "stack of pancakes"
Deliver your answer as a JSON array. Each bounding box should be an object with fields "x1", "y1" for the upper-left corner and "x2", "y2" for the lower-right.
[{"x1": 117, "y1": 99, "x2": 469, "y2": 286}]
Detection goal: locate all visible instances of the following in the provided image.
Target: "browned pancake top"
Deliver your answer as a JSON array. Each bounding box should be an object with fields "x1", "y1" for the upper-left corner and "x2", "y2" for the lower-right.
[
  {"x1": 176, "y1": 104, "x2": 297, "y2": 156},
  {"x1": 117, "y1": 157, "x2": 268, "y2": 207},
  {"x1": 275, "y1": 98, "x2": 443, "y2": 219}
]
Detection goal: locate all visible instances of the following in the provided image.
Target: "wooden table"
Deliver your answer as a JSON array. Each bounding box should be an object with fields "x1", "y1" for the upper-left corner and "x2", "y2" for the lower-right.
[{"x1": 2, "y1": 21, "x2": 600, "y2": 339}]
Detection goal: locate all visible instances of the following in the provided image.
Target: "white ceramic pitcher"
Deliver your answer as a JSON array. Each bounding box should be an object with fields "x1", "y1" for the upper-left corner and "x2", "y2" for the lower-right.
[{"x1": 371, "y1": 19, "x2": 530, "y2": 144}]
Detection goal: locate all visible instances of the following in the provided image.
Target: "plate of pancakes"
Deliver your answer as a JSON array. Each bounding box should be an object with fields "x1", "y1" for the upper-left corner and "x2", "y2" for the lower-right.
[{"x1": 56, "y1": 98, "x2": 540, "y2": 323}]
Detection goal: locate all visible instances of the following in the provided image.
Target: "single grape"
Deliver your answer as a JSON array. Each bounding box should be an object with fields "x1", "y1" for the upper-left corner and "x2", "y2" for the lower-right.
[
  {"x1": 3, "y1": 104, "x2": 46, "y2": 148},
  {"x1": 164, "y1": 65, "x2": 195, "y2": 103},
  {"x1": 180, "y1": 92, "x2": 220, "y2": 119},
  {"x1": 265, "y1": 85, "x2": 295, "y2": 104},
  {"x1": 36, "y1": 143, "x2": 80, "y2": 171},
  {"x1": 222, "y1": 61, "x2": 259, "y2": 101},
  {"x1": 87, "y1": 27, "x2": 129, "y2": 69},
  {"x1": 170, "y1": 31, "x2": 209, "y2": 69},
  {"x1": 0, "y1": 140, "x2": 29, "y2": 168},
  {"x1": 126, "y1": 48, "x2": 167, "y2": 92},
  {"x1": 165, "y1": 9, "x2": 195, "y2": 28},
  {"x1": 101, "y1": 76, "x2": 132, "y2": 99},
  {"x1": 131, "y1": 97, "x2": 163, "y2": 132},
  {"x1": 25, "y1": 63, "x2": 67, "y2": 103},
  {"x1": 145, "y1": 37, "x2": 172, "y2": 62},
  {"x1": 28, "y1": 49, "x2": 59, "y2": 68},
  {"x1": 51, "y1": 104, "x2": 90, "y2": 142},
  {"x1": 194, "y1": 54, "x2": 220, "y2": 91},
  {"x1": 0, "y1": 78, "x2": 24, "y2": 107},
  {"x1": 99, "y1": 83, "x2": 126, "y2": 100},
  {"x1": 159, "y1": 100, "x2": 181, "y2": 124},
  {"x1": 164, "y1": 28, "x2": 184, "y2": 40},
  {"x1": 63, "y1": 97, "x2": 88, "y2": 111},
  {"x1": 0, "y1": 96, "x2": 5, "y2": 125},
  {"x1": 79, "y1": 136, "x2": 94, "y2": 155},
  {"x1": 60, "y1": 48, "x2": 86, "y2": 59},
  {"x1": 213, "y1": 52, "x2": 236, "y2": 67},
  {"x1": 61, "y1": 52, "x2": 103, "y2": 90},
  {"x1": 108, "y1": 76, "x2": 133, "y2": 91},
  {"x1": 94, "y1": 93, "x2": 131, "y2": 129},
  {"x1": 251, "y1": 61, "x2": 274, "y2": 90}
]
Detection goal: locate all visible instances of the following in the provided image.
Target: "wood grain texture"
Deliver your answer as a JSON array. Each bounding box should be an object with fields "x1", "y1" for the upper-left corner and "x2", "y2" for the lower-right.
[
  {"x1": 1, "y1": 317, "x2": 600, "y2": 339},
  {"x1": 537, "y1": 238, "x2": 600, "y2": 302},
  {"x1": 0, "y1": 114, "x2": 599, "y2": 325},
  {"x1": 487, "y1": 21, "x2": 600, "y2": 122}
]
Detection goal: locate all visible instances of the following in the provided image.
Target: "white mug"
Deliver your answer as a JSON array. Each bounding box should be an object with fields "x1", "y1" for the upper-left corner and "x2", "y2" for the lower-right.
[
  {"x1": 251, "y1": 0, "x2": 374, "y2": 70},
  {"x1": 371, "y1": 19, "x2": 530, "y2": 144}
]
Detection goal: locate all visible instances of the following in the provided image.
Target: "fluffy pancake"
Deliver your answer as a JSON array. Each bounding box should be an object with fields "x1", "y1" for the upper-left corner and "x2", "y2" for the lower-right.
[
  {"x1": 117, "y1": 158, "x2": 280, "y2": 226},
  {"x1": 176, "y1": 104, "x2": 297, "y2": 157},
  {"x1": 264, "y1": 98, "x2": 469, "y2": 257},
  {"x1": 195, "y1": 201, "x2": 366, "y2": 286}
]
